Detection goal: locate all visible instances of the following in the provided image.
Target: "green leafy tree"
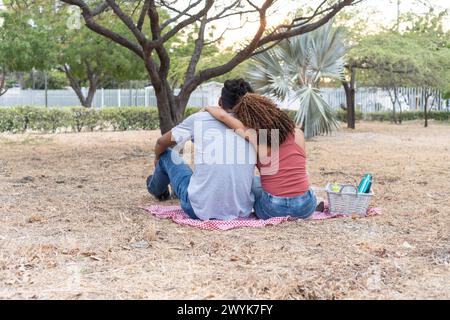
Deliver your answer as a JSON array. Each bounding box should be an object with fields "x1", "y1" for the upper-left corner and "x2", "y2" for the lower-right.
[
  {"x1": 21, "y1": 2, "x2": 146, "y2": 108},
  {"x1": 348, "y1": 8, "x2": 450, "y2": 127},
  {"x1": 59, "y1": 25, "x2": 145, "y2": 107},
  {"x1": 402, "y1": 7, "x2": 450, "y2": 125},
  {"x1": 0, "y1": 7, "x2": 56, "y2": 95},
  {"x1": 23, "y1": 70, "x2": 68, "y2": 90}
]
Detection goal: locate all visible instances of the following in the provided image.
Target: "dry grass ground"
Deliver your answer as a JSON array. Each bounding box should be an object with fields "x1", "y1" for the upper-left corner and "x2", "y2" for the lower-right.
[{"x1": 0, "y1": 121, "x2": 449, "y2": 299}]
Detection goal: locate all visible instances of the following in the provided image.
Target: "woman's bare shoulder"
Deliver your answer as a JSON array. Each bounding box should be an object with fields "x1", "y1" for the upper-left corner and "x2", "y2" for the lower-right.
[{"x1": 294, "y1": 128, "x2": 306, "y2": 151}]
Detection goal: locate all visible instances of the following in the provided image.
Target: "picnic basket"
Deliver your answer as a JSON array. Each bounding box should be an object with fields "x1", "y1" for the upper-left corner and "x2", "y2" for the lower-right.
[{"x1": 326, "y1": 183, "x2": 373, "y2": 215}]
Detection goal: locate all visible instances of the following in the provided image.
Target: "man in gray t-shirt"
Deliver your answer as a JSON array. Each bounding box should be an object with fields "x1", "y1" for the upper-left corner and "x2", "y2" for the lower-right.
[{"x1": 147, "y1": 79, "x2": 255, "y2": 220}]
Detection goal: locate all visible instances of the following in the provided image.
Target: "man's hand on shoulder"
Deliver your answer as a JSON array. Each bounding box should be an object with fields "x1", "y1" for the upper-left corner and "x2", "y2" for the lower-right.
[
  {"x1": 200, "y1": 106, "x2": 220, "y2": 112},
  {"x1": 205, "y1": 106, "x2": 229, "y2": 121}
]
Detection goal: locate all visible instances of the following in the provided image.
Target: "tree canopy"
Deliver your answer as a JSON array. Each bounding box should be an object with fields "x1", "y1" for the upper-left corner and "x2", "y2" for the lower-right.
[{"x1": 348, "y1": 9, "x2": 450, "y2": 92}]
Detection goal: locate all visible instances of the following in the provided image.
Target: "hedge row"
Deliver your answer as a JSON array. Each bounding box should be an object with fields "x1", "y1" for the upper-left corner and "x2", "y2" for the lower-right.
[
  {"x1": 363, "y1": 110, "x2": 450, "y2": 122},
  {"x1": 0, "y1": 106, "x2": 448, "y2": 133},
  {"x1": 0, "y1": 106, "x2": 163, "y2": 133},
  {"x1": 335, "y1": 109, "x2": 449, "y2": 122}
]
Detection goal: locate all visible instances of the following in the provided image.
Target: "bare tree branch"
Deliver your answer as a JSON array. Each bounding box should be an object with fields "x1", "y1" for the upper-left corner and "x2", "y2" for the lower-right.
[
  {"x1": 161, "y1": 0, "x2": 214, "y2": 42},
  {"x1": 148, "y1": 0, "x2": 171, "y2": 78},
  {"x1": 181, "y1": 0, "x2": 274, "y2": 97},
  {"x1": 204, "y1": 27, "x2": 230, "y2": 46},
  {"x1": 148, "y1": 0, "x2": 162, "y2": 40},
  {"x1": 206, "y1": 0, "x2": 257, "y2": 22},
  {"x1": 205, "y1": 16, "x2": 258, "y2": 46},
  {"x1": 185, "y1": 14, "x2": 208, "y2": 82},
  {"x1": 159, "y1": 0, "x2": 202, "y2": 30},
  {"x1": 288, "y1": 0, "x2": 329, "y2": 28},
  {"x1": 92, "y1": 1, "x2": 110, "y2": 16},
  {"x1": 137, "y1": 0, "x2": 151, "y2": 31},
  {"x1": 257, "y1": 0, "x2": 356, "y2": 47},
  {"x1": 252, "y1": 37, "x2": 284, "y2": 56},
  {"x1": 105, "y1": 0, "x2": 147, "y2": 45}
]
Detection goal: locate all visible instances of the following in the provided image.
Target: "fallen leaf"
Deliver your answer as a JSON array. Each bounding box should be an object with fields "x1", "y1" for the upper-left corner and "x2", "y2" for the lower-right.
[
  {"x1": 28, "y1": 214, "x2": 43, "y2": 223},
  {"x1": 402, "y1": 241, "x2": 415, "y2": 249},
  {"x1": 89, "y1": 256, "x2": 102, "y2": 261},
  {"x1": 130, "y1": 240, "x2": 149, "y2": 249}
]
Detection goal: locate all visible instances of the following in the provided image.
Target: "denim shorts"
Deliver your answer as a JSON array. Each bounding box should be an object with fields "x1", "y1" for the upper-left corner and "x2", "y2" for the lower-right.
[{"x1": 252, "y1": 177, "x2": 317, "y2": 220}]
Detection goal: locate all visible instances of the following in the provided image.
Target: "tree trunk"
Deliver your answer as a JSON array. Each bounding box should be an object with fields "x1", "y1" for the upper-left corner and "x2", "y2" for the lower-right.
[
  {"x1": 17, "y1": 72, "x2": 25, "y2": 90},
  {"x1": 0, "y1": 70, "x2": 8, "y2": 97},
  {"x1": 63, "y1": 64, "x2": 98, "y2": 108},
  {"x1": 392, "y1": 102, "x2": 397, "y2": 124},
  {"x1": 387, "y1": 87, "x2": 397, "y2": 124},
  {"x1": 146, "y1": 57, "x2": 187, "y2": 134},
  {"x1": 84, "y1": 82, "x2": 97, "y2": 108},
  {"x1": 31, "y1": 70, "x2": 35, "y2": 90},
  {"x1": 393, "y1": 87, "x2": 402, "y2": 124},
  {"x1": 156, "y1": 93, "x2": 187, "y2": 134},
  {"x1": 84, "y1": 63, "x2": 98, "y2": 108},
  {"x1": 342, "y1": 66, "x2": 356, "y2": 129},
  {"x1": 424, "y1": 90, "x2": 429, "y2": 128},
  {"x1": 44, "y1": 71, "x2": 48, "y2": 108},
  {"x1": 342, "y1": 81, "x2": 355, "y2": 129}
]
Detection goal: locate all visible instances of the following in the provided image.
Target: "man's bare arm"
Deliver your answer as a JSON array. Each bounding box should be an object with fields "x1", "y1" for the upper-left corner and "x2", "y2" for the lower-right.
[{"x1": 154, "y1": 131, "x2": 176, "y2": 165}]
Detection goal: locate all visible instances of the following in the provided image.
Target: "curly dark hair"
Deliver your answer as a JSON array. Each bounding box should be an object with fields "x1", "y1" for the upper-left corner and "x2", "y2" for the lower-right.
[
  {"x1": 233, "y1": 93, "x2": 295, "y2": 146},
  {"x1": 220, "y1": 78, "x2": 254, "y2": 110}
]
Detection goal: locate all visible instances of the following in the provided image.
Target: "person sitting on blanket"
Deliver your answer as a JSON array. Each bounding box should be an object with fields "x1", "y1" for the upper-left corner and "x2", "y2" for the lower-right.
[
  {"x1": 147, "y1": 79, "x2": 256, "y2": 220},
  {"x1": 205, "y1": 93, "x2": 319, "y2": 220}
]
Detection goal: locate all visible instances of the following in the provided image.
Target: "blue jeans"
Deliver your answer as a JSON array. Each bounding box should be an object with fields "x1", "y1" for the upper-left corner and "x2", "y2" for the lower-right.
[
  {"x1": 146, "y1": 149, "x2": 197, "y2": 219},
  {"x1": 251, "y1": 176, "x2": 317, "y2": 220}
]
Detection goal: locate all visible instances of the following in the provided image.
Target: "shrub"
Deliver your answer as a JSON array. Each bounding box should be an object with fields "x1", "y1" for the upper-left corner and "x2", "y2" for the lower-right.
[
  {"x1": 0, "y1": 108, "x2": 13, "y2": 132},
  {"x1": 69, "y1": 107, "x2": 101, "y2": 132},
  {"x1": 0, "y1": 107, "x2": 35, "y2": 133},
  {"x1": 363, "y1": 111, "x2": 449, "y2": 122},
  {"x1": 28, "y1": 108, "x2": 72, "y2": 133},
  {"x1": 98, "y1": 107, "x2": 160, "y2": 131},
  {"x1": 335, "y1": 109, "x2": 363, "y2": 122},
  {"x1": 0, "y1": 106, "x2": 163, "y2": 133}
]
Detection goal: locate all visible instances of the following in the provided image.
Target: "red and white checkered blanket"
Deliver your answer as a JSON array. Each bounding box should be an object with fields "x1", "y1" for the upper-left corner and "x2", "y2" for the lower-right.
[{"x1": 140, "y1": 204, "x2": 381, "y2": 231}]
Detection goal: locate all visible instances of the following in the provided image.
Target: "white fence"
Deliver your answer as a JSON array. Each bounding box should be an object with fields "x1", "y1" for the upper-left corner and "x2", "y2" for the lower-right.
[
  {"x1": 0, "y1": 82, "x2": 223, "y2": 109},
  {"x1": 0, "y1": 84, "x2": 447, "y2": 112},
  {"x1": 279, "y1": 87, "x2": 447, "y2": 112}
]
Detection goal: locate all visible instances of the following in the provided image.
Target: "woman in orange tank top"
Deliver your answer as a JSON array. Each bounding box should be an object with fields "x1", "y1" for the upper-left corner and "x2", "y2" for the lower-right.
[{"x1": 206, "y1": 93, "x2": 318, "y2": 219}]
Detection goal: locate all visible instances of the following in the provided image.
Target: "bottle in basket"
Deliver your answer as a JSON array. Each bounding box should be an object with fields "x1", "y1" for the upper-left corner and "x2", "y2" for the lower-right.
[{"x1": 357, "y1": 174, "x2": 372, "y2": 193}]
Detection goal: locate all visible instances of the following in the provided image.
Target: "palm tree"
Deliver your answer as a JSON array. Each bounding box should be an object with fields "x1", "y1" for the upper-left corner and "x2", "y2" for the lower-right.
[{"x1": 247, "y1": 21, "x2": 346, "y2": 138}]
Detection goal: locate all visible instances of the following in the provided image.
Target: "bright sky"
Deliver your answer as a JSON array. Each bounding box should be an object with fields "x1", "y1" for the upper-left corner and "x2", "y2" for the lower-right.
[{"x1": 218, "y1": 0, "x2": 450, "y2": 47}]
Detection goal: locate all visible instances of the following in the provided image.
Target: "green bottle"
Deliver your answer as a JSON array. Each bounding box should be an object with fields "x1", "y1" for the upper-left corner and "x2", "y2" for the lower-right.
[{"x1": 357, "y1": 174, "x2": 372, "y2": 193}]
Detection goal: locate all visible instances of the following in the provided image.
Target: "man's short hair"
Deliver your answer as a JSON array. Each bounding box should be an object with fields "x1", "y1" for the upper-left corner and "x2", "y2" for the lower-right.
[{"x1": 221, "y1": 78, "x2": 254, "y2": 110}]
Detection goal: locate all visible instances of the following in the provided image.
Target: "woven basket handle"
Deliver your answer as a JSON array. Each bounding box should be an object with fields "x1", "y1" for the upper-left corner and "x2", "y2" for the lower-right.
[
  {"x1": 342, "y1": 174, "x2": 358, "y2": 187},
  {"x1": 338, "y1": 184, "x2": 358, "y2": 195}
]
